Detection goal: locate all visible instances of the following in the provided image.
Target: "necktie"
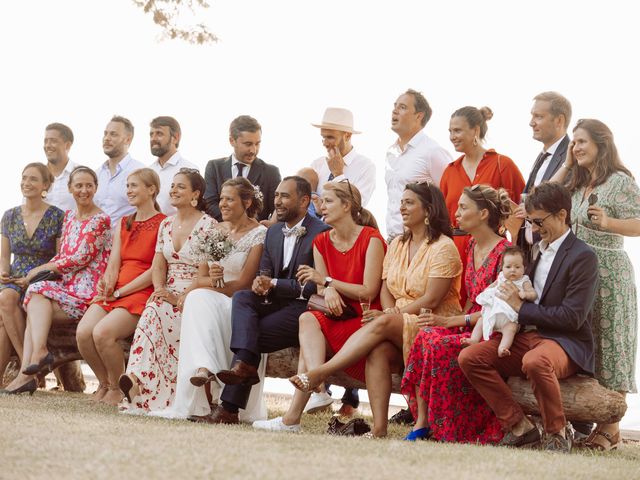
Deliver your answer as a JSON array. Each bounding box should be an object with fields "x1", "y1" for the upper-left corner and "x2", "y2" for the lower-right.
[
  {"x1": 236, "y1": 163, "x2": 245, "y2": 178},
  {"x1": 527, "y1": 152, "x2": 551, "y2": 192},
  {"x1": 328, "y1": 173, "x2": 335, "y2": 181}
]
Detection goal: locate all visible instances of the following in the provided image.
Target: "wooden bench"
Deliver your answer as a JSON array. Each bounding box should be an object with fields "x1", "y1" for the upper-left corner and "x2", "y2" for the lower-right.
[{"x1": 4, "y1": 325, "x2": 627, "y2": 425}]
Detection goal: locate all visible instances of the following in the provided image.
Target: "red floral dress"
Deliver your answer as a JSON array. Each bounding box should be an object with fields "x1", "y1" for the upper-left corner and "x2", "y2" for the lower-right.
[
  {"x1": 400, "y1": 237, "x2": 509, "y2": 444},
  {"x1": 24, "y1": 211, "x2": 111, "y2": 320},
  {"x1": 122, "y1": 214, "x2": 217, "y2": 413}
]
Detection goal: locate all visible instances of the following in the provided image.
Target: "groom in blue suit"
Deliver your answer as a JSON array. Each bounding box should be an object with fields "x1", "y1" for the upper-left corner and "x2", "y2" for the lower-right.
[{"x1": 195, "y1": 176, "x2": 330, "y2": 424}]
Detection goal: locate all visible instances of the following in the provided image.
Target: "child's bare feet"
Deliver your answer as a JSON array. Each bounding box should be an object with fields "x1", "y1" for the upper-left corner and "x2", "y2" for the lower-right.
[
  {"x1": 460, "y1": 337, "x2": 479, "y2": 348},
  {"x1": 498, "y1": 347, "x2": 511, "y2": 357}
]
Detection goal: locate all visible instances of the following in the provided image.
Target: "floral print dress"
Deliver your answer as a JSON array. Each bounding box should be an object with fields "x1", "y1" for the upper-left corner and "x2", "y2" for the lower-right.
[
  {"x1": 24, "y1": 211, "x2": 111, "y2": 320},
  {"x1": 571, "y1": 172, "x2": 640, "y2": 393},
  {"x1": 122, "y1": 214, "x2": 218, "y2": 413},
  {"x1": 401, "y1": 237, "x2": 509, "y2": 444},
  {"x1": 0, "y1": 205, "x2": 64, "y2": 296}
]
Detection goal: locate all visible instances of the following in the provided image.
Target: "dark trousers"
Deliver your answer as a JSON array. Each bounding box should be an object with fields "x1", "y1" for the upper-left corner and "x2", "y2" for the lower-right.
[
  {"x1": 325, "y1": 384, "x2": 360, "y2": 408},
  {"x1": 458, "y1": 332, "x2": 578, "y2": 434},
  {"x1": 221, "y1": 289, "x2": 307, "y2": 410}
]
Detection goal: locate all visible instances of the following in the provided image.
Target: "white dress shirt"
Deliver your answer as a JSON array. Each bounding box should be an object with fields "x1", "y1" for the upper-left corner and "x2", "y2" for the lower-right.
[
  {"x1": 532, "y1": 227, "x2": 571, "y2": 302},
  {"x1": 47, "y1": 159, "x2": 77, "y2": 213},
  {"x1": 94, "y1": 153, "x2": 144, "y2": 226},
  {"x1": 385, "y1": 130, "x2": 452, "y2": 236},
  {"x1": 311, "y1": 148, "x2": 376, "y2": 207},
  {"x1": 232, "y1": 154, "x2": 251, "y2": 178},
  {"x1": 534, "y1": 136, "x2": 565, "y2": 186},
  {"x1": 149, "y1": 151, "x2": 199, "y2": 216},
  {"x1": 282, "y1": 217, "x2": 305, "y2": 269}
]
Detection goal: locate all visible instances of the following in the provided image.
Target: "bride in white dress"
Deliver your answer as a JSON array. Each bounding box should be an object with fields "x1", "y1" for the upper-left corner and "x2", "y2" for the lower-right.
[{"x1": 149, "y1": 178, "x2": 267, "y2": 422}]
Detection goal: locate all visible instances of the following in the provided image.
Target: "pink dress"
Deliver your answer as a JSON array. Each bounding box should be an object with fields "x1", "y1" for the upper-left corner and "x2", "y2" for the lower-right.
[{"x1": 24, "y1": 210, "x2": 111, "y2": 320}]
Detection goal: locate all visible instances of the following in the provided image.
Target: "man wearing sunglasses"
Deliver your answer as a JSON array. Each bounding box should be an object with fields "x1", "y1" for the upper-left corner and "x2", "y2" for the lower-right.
[{"x1": 459, "y1": 182, "x2": 598, "y2": 453}]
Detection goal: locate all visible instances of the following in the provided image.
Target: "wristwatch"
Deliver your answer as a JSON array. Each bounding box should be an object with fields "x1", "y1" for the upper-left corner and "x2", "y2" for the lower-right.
[
  {"x1": 324, "y1": 276, "x2": 333, "y2": 287},
  {"x1": 113, "y1": 289, "x2": 121, "y2": 299}
]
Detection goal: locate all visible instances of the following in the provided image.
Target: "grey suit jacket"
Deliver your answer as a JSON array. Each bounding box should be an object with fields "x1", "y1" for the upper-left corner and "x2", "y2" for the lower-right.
[{"x1": 203, "y1": 156, "x2": 281, "y2": 221}]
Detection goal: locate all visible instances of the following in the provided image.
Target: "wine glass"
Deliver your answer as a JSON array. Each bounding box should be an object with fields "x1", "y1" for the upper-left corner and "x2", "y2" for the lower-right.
[
  {"x1": 258, "y1": 269, "x2": 273, "y2": 305},
  {"x1": 358, "y1": 294, "x2": 371, "y2": 313}
]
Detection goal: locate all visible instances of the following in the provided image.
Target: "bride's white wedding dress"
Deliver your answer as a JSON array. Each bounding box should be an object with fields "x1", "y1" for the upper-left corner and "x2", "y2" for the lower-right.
[{"x1": 149, "y1": 225, "x2": 268, "y2": 422}]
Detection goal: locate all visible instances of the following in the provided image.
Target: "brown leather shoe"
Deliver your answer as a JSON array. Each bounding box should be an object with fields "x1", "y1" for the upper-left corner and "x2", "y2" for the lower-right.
[
  {"x1": 189, "y1": 405, "x2": 239, "y2": 425},
  {"x1": 216, "y1": 360, "x2": 260, "y2": 386}
]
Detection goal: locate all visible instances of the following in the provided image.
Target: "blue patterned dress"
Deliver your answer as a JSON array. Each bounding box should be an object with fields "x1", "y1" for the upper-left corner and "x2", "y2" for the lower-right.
[{"x1": 0, "y1": 205, "x2": 65, "y2": 296}]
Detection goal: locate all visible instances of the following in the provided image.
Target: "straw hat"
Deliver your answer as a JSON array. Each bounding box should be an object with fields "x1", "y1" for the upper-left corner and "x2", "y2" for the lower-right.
[{"x1": 311, "y1": 107, "x2": 361, "y2": 134}]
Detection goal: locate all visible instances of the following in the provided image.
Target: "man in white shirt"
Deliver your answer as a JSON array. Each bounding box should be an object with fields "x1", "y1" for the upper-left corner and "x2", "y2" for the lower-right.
[
  {"x1": 310, "y1": 107, "x2": 376, "y2": 207},
  {"x1": 385, "y1": 89, "x2": 452, "y2": 239},
  {"x1": 43, "y1": 123, "x2": 77, "y2": 212},
  {"x1": 94, "y1": 116, "x2": 144, "y2": 226},
  {"x1": 460, "y1": 182, "x2": 598, "y2": 453},
  {"x1": 147, "y1": 116, "x2": 199, "y2": 215},
  {"x1": 515, "y1": 92, "x2": 572, "y2": 258}
]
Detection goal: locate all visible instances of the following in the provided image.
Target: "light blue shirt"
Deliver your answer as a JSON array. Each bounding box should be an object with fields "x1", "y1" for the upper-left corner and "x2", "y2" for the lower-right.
[{"x1": 94, "y1": 153, "x2": 144, "y2": 226}]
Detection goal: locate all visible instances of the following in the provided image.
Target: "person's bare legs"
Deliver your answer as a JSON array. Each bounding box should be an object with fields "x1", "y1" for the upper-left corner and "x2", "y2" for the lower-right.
[
  {"x1": 93, "y1": 308, "x2": 139, "y2": 405},
  {"x1": 0, "y1": 289, "x2": 25, "y2": 361},
  {"x1": 291, "y1": 313, "x2": 403, "y2": 390},
  {"x1": 461, "y1": 317, "x2": 483, "y2": 347},
  {"x1": 412, "y1": 389, "x2": 429, "y2": 430},
  {"x1": 76, "y1": 304, "x2": 109, "y2": 400},
  {"x1": 282, "y1": 355, "x2": 312, "y2": 426},
  {"x1": 0, "y1": 324, "x2": 11, "y2": 386},
  {"x1": 498, "y1": 322, "x2": 519, "y2": 358},
  {"x1": 290, "y1": 312, "x2": 330, "y2": 394},
  {"x1": 366, "y1": 341, "x2": 403, "y2": 437}
]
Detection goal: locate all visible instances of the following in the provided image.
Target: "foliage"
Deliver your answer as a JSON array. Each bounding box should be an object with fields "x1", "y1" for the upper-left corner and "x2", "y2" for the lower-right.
[{"x1": 132, "y1": 0, "x2": 218, "y2": 44}]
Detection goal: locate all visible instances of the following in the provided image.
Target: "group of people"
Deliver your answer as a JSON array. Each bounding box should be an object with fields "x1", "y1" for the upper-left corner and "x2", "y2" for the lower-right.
[{"x1": 0, "y1": 89, "x2": 638, "y2": 455}]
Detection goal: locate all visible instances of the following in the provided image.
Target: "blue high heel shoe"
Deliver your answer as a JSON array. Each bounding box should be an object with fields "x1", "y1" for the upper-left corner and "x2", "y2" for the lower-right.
[{"x1": 403, "y1": 427, "x2": 431, "y2": 441}]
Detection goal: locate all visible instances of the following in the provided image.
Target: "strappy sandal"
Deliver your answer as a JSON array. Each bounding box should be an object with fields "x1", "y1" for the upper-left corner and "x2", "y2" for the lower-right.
[
  {"x1": 289, "y1": 373, "x2": 320, "y2": 393},
  {"x1": 190, "y1": 368, "x2": 216, "y2": 387},
  {"x1": 583, "y1": 429, "x2": 621, "y2": 451}
]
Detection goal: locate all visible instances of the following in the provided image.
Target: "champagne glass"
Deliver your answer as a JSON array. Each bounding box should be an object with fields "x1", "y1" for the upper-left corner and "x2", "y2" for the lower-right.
[
  {"x1": 258, "y1": 269, "x2": 273, "y2": 305},
  {"x1": 359, "y1": 294, "x2": 371, "y2": 313},
  {"x1": 296, "y1": 264, "x2": 309, "y2": 300}
]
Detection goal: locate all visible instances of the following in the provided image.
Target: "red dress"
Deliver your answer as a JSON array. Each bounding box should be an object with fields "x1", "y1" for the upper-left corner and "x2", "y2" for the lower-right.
[
  {"x1": 102, "y1": 213, "x2": 166, "y2": 315},
  {"x1": 400, "y1": 237, "x2": 509, "y2": 444},
  {"x1": 312, "y1": 226, "x2": 386, "y2": 382},
  {"x1": 440, "y1": 150, "x2": 524, "y2": 307}
]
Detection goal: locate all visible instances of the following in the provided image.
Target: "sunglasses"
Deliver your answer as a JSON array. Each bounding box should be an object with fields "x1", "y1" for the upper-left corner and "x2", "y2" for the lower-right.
[
  {"x1": 526, "y1": 212, "x2": 553, "y2": 228},
  {"x1": 587, "y1": 193, "x2": 598, "y2": 220},
  {"x1": 339, "y1": 178, "x2": 355, "y2": 200}
]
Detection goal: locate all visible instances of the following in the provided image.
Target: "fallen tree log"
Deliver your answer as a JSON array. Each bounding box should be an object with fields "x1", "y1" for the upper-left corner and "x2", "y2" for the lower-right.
[{"x1": 25, "y1": 328, "x2": 628, "y2": 425}]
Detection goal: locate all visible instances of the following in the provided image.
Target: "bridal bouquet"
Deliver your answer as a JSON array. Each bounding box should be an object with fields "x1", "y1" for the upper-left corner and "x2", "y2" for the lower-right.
[{"x1": 197, "y1": 228, "x2": 234, "y2": 288}]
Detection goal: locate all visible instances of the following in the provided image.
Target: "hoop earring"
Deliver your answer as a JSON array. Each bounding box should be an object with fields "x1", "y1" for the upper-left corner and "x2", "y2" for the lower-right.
[
  {"x1": 41, "y1": 191, "x2": 48, "y2": 199},
  {"x1": 190, "y1": 199, "x2": 198, "y2": 207},
  {"x1": 424, "y1": 217, "x2": 430, "y2": 226}
]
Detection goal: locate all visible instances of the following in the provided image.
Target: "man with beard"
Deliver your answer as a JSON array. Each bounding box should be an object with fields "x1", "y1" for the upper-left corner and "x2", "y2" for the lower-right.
[
  {"x1": 94, "y1": 115, "x2": 144, "y2": 225},
  {"x1": 148, "y1": 116, "x2": 198, "y2": 215},
  {"x1": 203, "y1": 115, "x2": 281, "y2": 221},
  {"x1": 190, "y1": 176, "x2": 330, "y2": 425},
  {"x1": 310, "y1": 107, "x2": 375, "y2": 206},
  {"x1": 43, "y1": 122, "x2": 77, "y2": 212}
]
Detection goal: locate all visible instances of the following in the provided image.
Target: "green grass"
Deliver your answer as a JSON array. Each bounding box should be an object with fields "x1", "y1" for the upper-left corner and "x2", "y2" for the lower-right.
[{"x1": 1, "y1": 391, "x2": 639, "y2": 480}]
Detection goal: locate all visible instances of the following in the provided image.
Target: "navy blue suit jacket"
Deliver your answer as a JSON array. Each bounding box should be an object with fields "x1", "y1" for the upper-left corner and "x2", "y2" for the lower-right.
[
  {"x1": 261, "y1": 213, "x2": 330, "y2": 299},
  {"x1": 518, "y1": 230, "x2": 598, "y2": 374}
]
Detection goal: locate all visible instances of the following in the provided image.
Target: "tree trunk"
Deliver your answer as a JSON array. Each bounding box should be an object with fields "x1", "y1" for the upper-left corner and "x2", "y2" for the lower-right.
[{"x1": 507, "y1": 376, "x2": 627, "y2": 424}]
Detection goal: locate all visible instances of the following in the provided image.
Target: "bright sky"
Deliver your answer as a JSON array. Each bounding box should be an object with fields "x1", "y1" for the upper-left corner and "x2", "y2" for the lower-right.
[{"x1": 2, "y1": 0, "x2": 639, "y2": 423}]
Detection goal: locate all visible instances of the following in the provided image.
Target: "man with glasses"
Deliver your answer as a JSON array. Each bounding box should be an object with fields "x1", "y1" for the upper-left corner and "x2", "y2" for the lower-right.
[
  {"x1": 459, "y1": 181, "x2": 598, "y2": 453},
  {"x1": 310, "y1": 107, "x2": 376, "y2": 207},
  {"x1": 203, "y1": 115, "x2": 281, "y2": 222}
]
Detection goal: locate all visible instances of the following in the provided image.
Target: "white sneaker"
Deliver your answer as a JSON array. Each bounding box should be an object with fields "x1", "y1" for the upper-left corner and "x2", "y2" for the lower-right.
[
  {"x1": 304, "y1": 391, "x2": 334, "y2": 414},
  {"x1": 252, "y1": 416, "x2": 301, "y2": 433}
]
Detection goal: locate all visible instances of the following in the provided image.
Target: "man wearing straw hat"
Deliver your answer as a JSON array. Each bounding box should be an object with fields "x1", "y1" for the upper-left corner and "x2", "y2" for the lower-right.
[{"x1": 310, "y1": 107, "x2": 376, "y2": 207}]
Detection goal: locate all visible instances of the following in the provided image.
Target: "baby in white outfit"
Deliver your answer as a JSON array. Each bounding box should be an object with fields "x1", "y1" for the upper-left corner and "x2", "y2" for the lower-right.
[{"x1": 462, "y1": 246, "x2": 537, "y2": 357}]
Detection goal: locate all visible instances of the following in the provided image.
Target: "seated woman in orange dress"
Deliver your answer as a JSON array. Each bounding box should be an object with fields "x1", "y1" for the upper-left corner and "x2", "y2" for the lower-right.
[
  {"x1": 76, "y1": 168, "x2": 165, "y2": 406},
  {"x1": 253, "y1": 181, "x2": 385, "y2": 433},
  {"x1": 441, "y1": 106, "x2": 524, "y2": 305}
]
